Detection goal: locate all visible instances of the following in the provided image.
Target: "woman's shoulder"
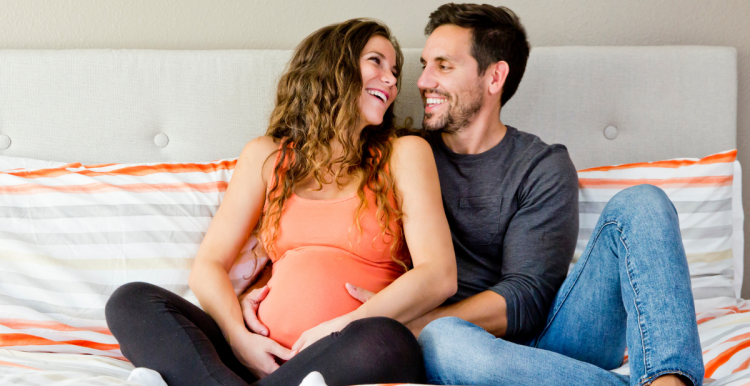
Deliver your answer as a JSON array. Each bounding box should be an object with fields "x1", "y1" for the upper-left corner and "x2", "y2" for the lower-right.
[
  {"x1": 391, "y1": 134, "x2": 433, "y2": 164},
  {"x1": 389, "y1": 134, "x2": 437, "y2": 181},
  {"x1": 238, "y1": 136, "x2": 280, "y2": 163},
  {"x1": 237, "y1": 136, "x2": 281, "y2": 185},
  {"x1": 242, "y1": 135, "x2": 279, "y2": 155}
]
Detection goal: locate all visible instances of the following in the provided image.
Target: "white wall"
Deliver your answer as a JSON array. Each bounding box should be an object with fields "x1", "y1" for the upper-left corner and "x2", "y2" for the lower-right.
[{"x1": 1, "y1": 0, "x2": 749, "y2": 294}]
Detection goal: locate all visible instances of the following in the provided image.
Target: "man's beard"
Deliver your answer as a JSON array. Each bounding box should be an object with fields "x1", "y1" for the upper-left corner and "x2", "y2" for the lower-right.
[{"x1": 422, "y1": 85, "x2": 483, "y2": 134}]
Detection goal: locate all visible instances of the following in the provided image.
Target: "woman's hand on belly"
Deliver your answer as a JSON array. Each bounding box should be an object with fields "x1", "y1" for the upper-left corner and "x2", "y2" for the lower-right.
[
  {"x1": 228, "y1": 327, "x2": 295, "y2": 379},
  {"x1": 239, "y1": 285, "x2": 271, "y2": 336},
  {"x1": 291, "y1": 312, "x2": 356, "y2": 352}
]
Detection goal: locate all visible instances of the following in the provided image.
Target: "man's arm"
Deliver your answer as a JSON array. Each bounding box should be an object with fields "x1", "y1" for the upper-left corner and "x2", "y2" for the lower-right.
[
  {"x1": 349, "y1": 147, "x2": 578, "y2": 340},
  {"x1": 407, "y1": 291, "x2": 508, "y2": 336},
  {"x1": 347, "y1": 285, "x2": 507, "y2": 336},
  {"x1": 490, "y1": 148, "x2": 578, "y2": 340}
]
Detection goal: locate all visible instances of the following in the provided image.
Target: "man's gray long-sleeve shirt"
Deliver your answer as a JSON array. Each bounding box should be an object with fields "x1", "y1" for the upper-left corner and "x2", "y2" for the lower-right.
[{"x1": 428, "y1": 126, "x2": 579, "y2": 342}]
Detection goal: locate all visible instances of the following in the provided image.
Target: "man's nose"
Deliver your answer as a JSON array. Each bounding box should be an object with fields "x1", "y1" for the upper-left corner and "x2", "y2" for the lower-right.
[{"x1": 417, "y1": 66, "x2": 437, "y2": 91}]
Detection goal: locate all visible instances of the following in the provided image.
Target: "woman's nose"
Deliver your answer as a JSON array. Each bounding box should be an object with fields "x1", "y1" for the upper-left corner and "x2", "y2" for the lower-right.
[{"x1": 382, "y1": 70, "x2": 396, "y2": 86}]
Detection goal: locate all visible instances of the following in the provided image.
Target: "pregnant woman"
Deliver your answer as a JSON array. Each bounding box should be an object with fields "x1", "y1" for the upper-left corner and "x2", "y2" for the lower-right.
[{"x1": 105, "y1": 19, "x2": 457, "y2": 386}]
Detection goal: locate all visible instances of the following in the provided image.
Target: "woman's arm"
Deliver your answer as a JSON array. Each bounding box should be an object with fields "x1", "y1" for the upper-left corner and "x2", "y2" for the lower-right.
[
  {"x1": 350, "y1": 135, "x2": 457, "y2": 321},
  {"x1": 188, "y1": 136, "x2": 292, "y2": 376},
  {"x1": 292, "y1": 135, "x2": 457, "y2": 351}
]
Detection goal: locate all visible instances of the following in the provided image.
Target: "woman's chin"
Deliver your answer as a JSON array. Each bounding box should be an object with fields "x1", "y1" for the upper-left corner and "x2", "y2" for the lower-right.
[{"x1": 363, "y1": 117, "x2": 384, "y2": 127}]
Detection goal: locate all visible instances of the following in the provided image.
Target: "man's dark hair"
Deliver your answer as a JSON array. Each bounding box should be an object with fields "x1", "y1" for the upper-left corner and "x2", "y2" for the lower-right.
[{"x1": 425, "y1": 3, "x2": 530, "y2": 106}]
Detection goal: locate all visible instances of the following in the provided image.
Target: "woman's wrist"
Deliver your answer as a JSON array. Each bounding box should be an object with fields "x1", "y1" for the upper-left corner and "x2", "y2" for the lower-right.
[
  {"x1": 223, "y1": 321, "x2": 252, "y2": 344},
  {"x1": 347, "y1": 308, "x2": 367, "y2": 323}
]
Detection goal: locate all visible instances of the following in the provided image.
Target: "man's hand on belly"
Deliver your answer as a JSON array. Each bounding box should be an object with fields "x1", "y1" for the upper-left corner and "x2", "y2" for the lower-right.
[{"x1": 239, "y1": 285, "x2": 271, "y2": 336}]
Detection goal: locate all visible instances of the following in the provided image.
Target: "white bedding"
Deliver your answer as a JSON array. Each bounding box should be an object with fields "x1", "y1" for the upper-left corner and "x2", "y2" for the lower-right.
[{"x1": 1, "y1": 299, "x2": 750, "y2": 385}]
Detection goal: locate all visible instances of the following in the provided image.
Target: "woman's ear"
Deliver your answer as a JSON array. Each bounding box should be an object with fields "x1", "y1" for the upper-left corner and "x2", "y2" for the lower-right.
[{"x1": 488, "y1": 61, "x2": 510, "y2": 97}]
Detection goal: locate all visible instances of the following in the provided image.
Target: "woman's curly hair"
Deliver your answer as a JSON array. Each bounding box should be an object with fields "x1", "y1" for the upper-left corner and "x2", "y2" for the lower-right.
[{"x1": 258, "y1": 18, "x2": 410, "y2": 270}]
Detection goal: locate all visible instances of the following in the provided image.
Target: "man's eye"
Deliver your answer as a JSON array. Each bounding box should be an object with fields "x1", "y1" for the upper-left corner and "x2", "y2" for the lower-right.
[{"x1": 440, "y1": 65, "x2": 449, "y2": 70}]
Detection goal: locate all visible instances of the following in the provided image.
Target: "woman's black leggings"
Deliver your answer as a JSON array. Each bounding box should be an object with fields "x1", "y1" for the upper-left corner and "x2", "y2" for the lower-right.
[{"x1": 105, "y1": 282, "x2": 426, "y2": 386}]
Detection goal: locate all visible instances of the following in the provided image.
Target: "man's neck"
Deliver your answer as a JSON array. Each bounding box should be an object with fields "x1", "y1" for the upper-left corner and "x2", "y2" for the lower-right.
[{"x1": 441, "y1": 106, "x2": 507, "y2": 155}]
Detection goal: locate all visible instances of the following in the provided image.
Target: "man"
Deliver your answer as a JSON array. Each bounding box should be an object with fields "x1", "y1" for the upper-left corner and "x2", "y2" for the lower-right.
[
  {"x1": 346, "y1": 4, "x2": 703, "y2": 386},
  {"x1": 241, "y1": 4, "x2": 703, "y2": 385}
]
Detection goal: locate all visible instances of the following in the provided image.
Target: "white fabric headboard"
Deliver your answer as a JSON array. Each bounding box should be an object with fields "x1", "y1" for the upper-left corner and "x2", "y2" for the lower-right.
[{"x1": 0, "y1": 46, "x2": 737, "y2": 169}]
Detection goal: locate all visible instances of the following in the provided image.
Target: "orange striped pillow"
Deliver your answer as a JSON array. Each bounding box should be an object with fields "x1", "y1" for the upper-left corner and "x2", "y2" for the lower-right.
[
  {"x1": 0, "y1": 158, "x2": 269, "y2": 358},
  {"x1": 577, "y1": 150, "x2": 742, "y2": 309}
]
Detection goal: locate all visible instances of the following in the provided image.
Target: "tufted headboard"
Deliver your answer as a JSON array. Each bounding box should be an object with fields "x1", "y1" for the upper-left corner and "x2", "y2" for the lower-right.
[
  {"x1": 0, "y1": 47, "x2": 737, "y2": 169},
  {"x1": 0, "y1": 46, "x2": 740, "y2": 281}
]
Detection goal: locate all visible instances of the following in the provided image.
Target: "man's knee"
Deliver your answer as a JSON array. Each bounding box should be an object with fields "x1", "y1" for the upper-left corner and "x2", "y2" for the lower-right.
[
  {"x1": 605, "y1": 184, "x2": 677, "y2": 221},
  {"x1": 419, "y1": 317, "x2": 507, "y2": 384},
  {"x1": 419, "y1": 317, "x2": 492, "y2": 361}
]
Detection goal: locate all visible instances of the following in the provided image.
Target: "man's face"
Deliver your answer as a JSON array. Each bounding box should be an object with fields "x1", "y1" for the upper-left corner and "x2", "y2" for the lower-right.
[{"x1": 418, "y1": 25, "x2": 485, "y2": 133}]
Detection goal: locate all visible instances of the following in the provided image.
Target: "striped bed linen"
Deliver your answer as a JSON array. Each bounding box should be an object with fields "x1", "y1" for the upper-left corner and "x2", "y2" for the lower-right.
[
  {"x1": 0, "y1": 150, "x2": 745, "y2": 382},
  {"x1": 2, "y1": 300, "x2": 750, "y2": 385},
  {"x1": 0, "y1": 159, "x2": 267, "y2": 358},
  {"x1": 576, "y1": 150, "x2": 743, "y2": 303}
]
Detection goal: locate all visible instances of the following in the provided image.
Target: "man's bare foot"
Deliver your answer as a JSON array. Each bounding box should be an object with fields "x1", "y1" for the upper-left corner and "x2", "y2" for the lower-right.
[{"x1": 650, "y1": 374, "x2": 688, "y2": 386}]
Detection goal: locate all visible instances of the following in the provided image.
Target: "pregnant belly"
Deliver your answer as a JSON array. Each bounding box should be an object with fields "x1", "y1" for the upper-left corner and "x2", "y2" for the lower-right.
[{"x1": 257, "y1": 246, "x2": 401, "y2": 349}]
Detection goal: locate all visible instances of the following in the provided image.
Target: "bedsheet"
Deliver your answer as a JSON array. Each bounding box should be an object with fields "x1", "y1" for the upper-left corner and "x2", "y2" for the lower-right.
[{"x1": 3, "y1": 299, "x2": 750, "y2": 386}]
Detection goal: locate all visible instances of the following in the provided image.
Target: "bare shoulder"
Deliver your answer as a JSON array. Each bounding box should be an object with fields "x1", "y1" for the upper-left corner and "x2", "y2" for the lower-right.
[
  {"x1": 236, "y1": 136, "x2": 280, "y2": 186},
  {"x1": 240, "y1": 135, "x2": 278, "y2": 160},
  {"x1": 390, "y1": 135, "x2": 435, "y2": 171},
  {"x1": 389, "y1": 135, "x2": 439, "y2": 194}
]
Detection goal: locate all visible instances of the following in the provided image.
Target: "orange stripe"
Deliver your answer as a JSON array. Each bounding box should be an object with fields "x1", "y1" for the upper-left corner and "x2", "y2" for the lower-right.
[
  {"x1": 698, "y1": 316, "x2": 718, "y2": 324},
  {"x1": 0, "y1": 319, "x2": 112, "y2": 335},
  {"x1": 579, "y1": 175, "x2": 733, "y2": 189},
  {"x1": 2, "y1": 159, "x2": 237, "y2": 180},
  {"x1": 0, "y1": 360, "x2": 39, "y2": 370},
  {"x1": 697, "y1": 315, "x2": 723, "y2": 324},
  {"x1": 733, "y1": 356, "x2": 750, "y2": 374},
  {"x1": 0, "y1": 180, "x2": 228, "y2": 195},
  {"x1": 578, "y1": 150, "x2": 737, "y2": 172},
  {"x1": 705, "y1": 339, "x2": 750, "y2": 377},
  {"x1": 727, "y1": 332, "x2": 750, "y2": 343},
  {"x1": 0, "y1": 333, "x2": 120, "y2": 351}
]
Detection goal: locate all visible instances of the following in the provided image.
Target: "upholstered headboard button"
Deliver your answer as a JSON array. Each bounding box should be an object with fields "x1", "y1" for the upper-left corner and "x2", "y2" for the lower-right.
[
  {"x1": 0, "y1": 134, "x2": 10, "y2": 150},
  {"x1": 154, "y1": 133, "x2": 169, "y2": 148},
  {"x1": 604, "y1": 125, "x2": 618, "y2": 140}
]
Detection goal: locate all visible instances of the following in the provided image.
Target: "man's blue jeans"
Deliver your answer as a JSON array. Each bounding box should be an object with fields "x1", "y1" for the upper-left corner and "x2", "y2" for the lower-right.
[{"x1": 418, "y1": 185, "x2": 704, "y2": 386}]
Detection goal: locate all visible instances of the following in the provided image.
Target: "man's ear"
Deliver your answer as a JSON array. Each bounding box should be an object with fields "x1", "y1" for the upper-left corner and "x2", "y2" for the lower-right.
[{"x1": 488, "y1": 61, "x2": 510, "y2": 97}]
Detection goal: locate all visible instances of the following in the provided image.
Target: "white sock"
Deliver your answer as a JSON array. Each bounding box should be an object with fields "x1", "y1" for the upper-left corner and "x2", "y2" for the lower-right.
[
  {"x1": 299, "y1": 371, "x2": 328, "y2": 386},
  {"x1": 127, "y1": 367, "x2": 168, "y2": 386}
]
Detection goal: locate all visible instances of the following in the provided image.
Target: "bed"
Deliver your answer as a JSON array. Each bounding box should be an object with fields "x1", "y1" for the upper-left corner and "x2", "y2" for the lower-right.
[{"x1": 0, "y1": 46, "x2": 744, "y2": 385}]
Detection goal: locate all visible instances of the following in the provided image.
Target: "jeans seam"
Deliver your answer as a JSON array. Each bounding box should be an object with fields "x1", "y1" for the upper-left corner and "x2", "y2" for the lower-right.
[
  {"x1": 620, "y1": 226, "x2": 653, "y2": 384},
  {"x1": 535, "y1": 220, "x2": 619, "y2": 346}
]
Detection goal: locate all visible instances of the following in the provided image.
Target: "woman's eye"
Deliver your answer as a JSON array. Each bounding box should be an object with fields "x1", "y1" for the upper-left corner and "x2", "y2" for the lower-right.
[{"x1": 369, "y1": 57, "x2": 381, "y2": 64}]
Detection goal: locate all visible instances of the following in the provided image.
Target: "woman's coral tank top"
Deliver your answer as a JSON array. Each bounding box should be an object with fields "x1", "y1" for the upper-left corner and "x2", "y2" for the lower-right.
[{"x1": 257, "y1": 143, "x2": 406, "y2": 349}]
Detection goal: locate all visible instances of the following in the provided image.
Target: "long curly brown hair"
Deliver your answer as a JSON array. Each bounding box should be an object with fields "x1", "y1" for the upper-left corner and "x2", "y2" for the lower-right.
[{"x1": 258, "y1": 19, "x2": 409, "y2": 270}]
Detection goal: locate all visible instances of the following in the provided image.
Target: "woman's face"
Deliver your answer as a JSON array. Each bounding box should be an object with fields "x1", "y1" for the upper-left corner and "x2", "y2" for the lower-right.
[{"x1": 358, "y1": 35, "x2": 399, "y2": 128}]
